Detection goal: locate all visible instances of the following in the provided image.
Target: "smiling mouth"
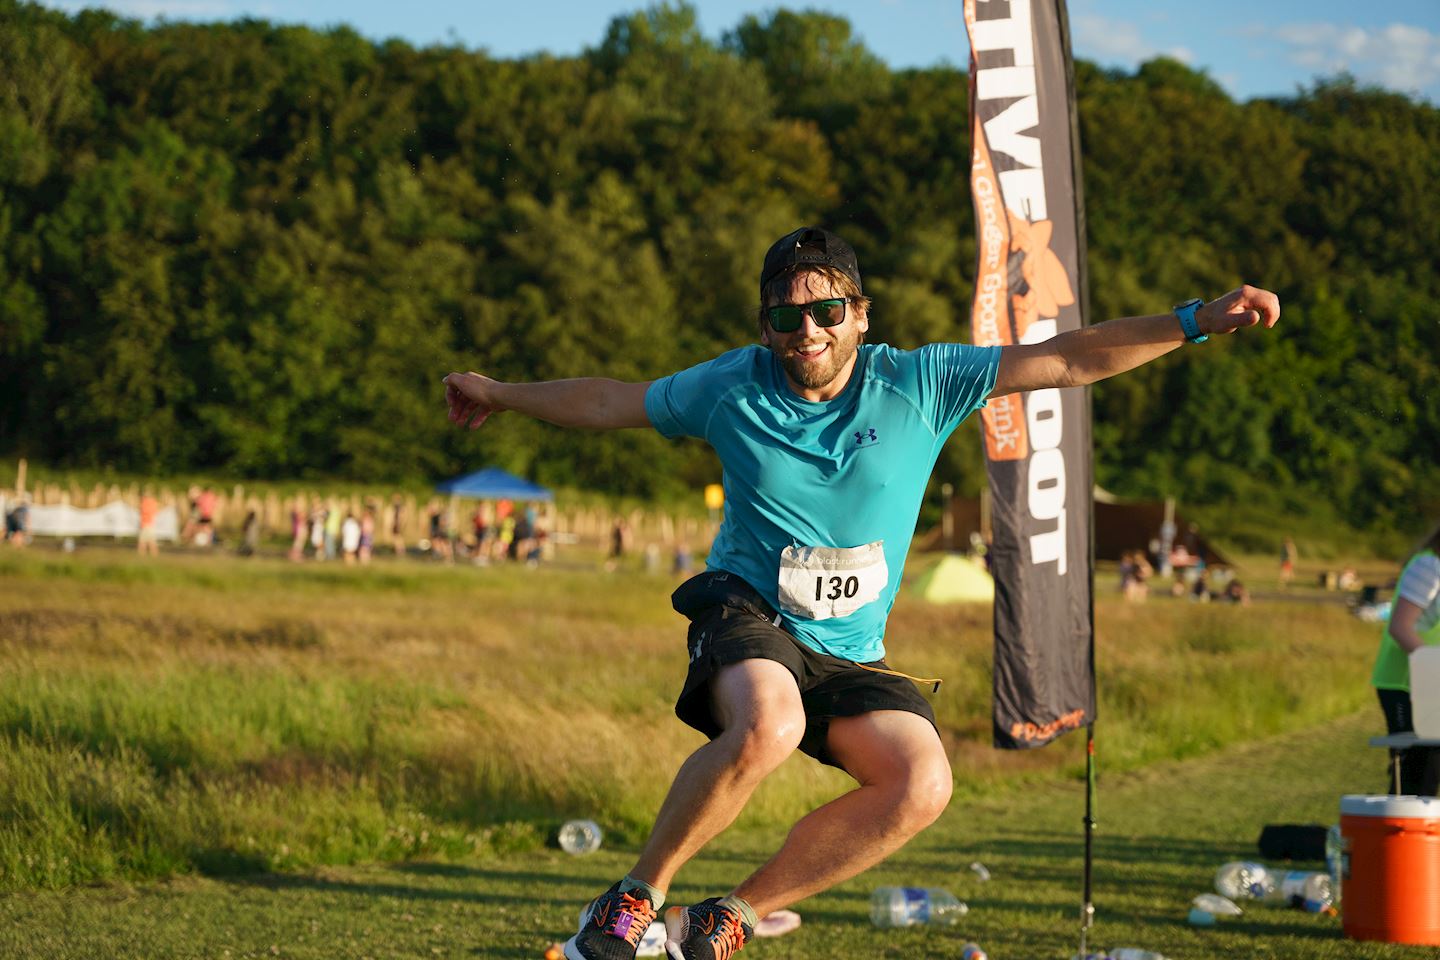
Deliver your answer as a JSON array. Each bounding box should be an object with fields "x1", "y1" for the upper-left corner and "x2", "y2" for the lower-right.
[{"x1": 792, "y1": 343, "x2": 829, "y2": 360}]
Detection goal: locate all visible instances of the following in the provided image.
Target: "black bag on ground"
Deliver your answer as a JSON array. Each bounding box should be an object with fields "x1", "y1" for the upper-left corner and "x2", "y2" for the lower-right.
[{"x1": 1257, "y1": 824, "x2": 1327, "y2": 862}]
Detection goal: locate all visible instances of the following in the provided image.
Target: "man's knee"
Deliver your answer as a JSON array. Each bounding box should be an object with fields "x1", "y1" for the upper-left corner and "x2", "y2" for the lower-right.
[
  {"x1": 898, "y1": 758, "x2": 953, "y2": 830},
  {"x1": 708, "y1": 659, "x2": 805, "y2": 773},
  {"x1": 830, "y1": 711, "x2": 952, "y2": 830},
  {"x1": 717, "y1": 707, "x2": 806, "y2": 773}
]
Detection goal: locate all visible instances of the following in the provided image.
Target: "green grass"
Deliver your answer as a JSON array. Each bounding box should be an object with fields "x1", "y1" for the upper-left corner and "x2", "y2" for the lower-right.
[
  {"x1": 0, "y1": 542, "x2": 1415, "y2": 958},
  {"x1": 0, "y1": 545, "x2": 1391, "y2": 896},
  {"x1": 0, "y1": 710, "x2": 1427, "y2": 959}
]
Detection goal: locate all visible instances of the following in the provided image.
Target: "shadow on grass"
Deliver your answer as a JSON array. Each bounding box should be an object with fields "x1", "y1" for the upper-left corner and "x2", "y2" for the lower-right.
[
  {"x1": 934, "y1": 827, "x2": 1255, "y2": 866},
  {"x1": 219, "y1": 861, "x2": 601, "y2": 906},
  {"x1": 217, "y1": 871, "x2": 499, "y2": 905},
  {"x1": 1233, "y1": 917, "x2": 1348, "y2": 942},
  {"x1": 193, "y1": 848, "x2": 270, "y2": 876},
  {"x1": 395, "y1": 861, "x2": 604, "y2": 888}
]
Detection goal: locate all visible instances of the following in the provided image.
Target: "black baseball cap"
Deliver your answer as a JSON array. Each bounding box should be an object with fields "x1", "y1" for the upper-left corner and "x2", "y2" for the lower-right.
[{"x1": 759, "y1": 227, "x2": 863, "y2": 297}]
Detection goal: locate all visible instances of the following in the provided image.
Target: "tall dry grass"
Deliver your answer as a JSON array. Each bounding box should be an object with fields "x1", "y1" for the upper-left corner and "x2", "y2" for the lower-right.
[{"x1": 0, "y1": 547, "x2": 1381, "y2": 890}]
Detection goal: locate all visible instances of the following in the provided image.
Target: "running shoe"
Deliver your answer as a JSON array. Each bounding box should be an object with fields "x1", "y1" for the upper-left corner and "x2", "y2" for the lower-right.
[
  {"x1": 663, "y1": 899, "x2": 752, "y2": 960},
  {"x1": 563, "y1": 881, "x2": 659, "y2": 960}
]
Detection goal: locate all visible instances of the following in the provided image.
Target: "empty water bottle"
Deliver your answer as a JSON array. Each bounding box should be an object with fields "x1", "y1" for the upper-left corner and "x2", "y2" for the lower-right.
[
  {"x1": 1325, "y1": 823, "x2": 1346, "y2": 906},
  {"x1": 961, "y1": 943, "x2": 989, "y2": 960},
  {"x1": 557, "y1": 819, "x2": 603, "y2": 855},
  {"x1": 1191, "y1": 893, "x2": 1242, "y2": 917},
  {"x1": 1110, "y1": 949, "x2": 1169, "y2": 960},
  {"x1": 868, "y1": 886, "x2": 968, "y2": 927},
  {"x1": 1214, "y1": 861, "x2": 1274, "y2": 900},
  {"x1": 1269, "y1": 870, "x2": 1334, "y2": 912}
]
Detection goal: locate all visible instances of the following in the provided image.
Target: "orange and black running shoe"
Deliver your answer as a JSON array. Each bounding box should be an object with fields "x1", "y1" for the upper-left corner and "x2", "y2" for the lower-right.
[
  {"x1": 563, "y1": 881, "x2": 658, "y2": 960},
  {"x1": 663, "y1": 899, "x2": 752, "y2": 960}
]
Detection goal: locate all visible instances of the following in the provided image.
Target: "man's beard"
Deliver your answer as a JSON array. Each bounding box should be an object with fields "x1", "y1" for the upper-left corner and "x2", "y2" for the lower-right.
[{"x1": 771, "y1": 333, "x2": 861, "y2": 391}]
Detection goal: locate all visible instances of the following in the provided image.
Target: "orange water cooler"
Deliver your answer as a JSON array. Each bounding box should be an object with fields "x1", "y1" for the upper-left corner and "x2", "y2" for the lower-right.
[{"x1": 1341, "y1": 794, "x2": 1440, "y2": 945}]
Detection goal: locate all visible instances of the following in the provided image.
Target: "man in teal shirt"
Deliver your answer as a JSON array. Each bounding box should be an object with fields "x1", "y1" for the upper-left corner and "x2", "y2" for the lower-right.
[{"x1": 444, "y1": 227, "x2": 1280, "y2": 960}]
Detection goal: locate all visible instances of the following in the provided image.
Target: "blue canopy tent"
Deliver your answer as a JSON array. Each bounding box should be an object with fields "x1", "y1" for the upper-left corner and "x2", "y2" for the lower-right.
[{"x1": 435, "y1": 467, "x2": 553, "y2": 502}]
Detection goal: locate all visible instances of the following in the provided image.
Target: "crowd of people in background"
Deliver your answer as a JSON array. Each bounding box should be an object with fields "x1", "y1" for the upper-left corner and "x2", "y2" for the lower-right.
[
  {"x1": 0, "y1": 481, "x2": 1400, "y2": 612},
  {"x1": 1116, "y1": 526, "x2": 1250, "y2": 606},
  {"x1": 150, "y1": 486, "x2": 552, "y2": 568},
  {"x1": 278, "y1": 496, "x2": 548, "y2": 567},
  {"x1": 1108, "y1": 531, "x2": 1380, "y2": 607},
  {"x1": 1, "y1": 479, "x2": 715, "y2": 576},
  {"x1": 448, "y1": 498, "x2": 547, "y2": 566}
]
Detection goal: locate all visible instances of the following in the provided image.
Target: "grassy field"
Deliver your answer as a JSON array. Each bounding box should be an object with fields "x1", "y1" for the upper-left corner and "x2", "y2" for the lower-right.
[
  {"x1": 0, "y1": 711, "x2": 1427, "y2": 959},
  {"x1": 0, "y1": 542, "x2": 1413, "y2": 957}
]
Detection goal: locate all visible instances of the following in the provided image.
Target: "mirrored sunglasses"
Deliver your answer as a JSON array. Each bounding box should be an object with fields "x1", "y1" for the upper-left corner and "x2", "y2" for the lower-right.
[{"x1": 765, "y1": 297, "x2": 854, "y2": 334}]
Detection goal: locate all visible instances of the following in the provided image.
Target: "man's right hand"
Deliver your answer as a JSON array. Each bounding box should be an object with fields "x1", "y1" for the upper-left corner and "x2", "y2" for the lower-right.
[
  {"x1": 442, "y1": 373, "x2": 653, "y2": 431},
  {"x1": 444, "y1": 372, "x2": 503, "y2": 430}
]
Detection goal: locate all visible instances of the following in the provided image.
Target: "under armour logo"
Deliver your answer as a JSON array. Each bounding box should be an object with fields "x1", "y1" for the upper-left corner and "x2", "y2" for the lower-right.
[{"x1": 854, "y1": 428, "x2": 878, "y2": 445}]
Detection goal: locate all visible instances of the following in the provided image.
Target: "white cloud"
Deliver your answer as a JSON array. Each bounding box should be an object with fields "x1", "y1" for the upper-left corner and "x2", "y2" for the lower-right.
[
  {"x1": 45, "y1": 0, "x2": 236, "y2": 18},
  {"x1": 1072, "y1": 14, "x2": 1154, "y2": 65},
  {"x1": 1271, "y1": 21, "x2": 1440, "y2": 99},
  {"x1": 1072, "y1": 13, "x2": 1192, "y2": 67}
]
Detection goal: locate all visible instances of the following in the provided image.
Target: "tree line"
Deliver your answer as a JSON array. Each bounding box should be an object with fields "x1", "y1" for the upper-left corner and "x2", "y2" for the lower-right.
[{"x1": 1, "y1": 1, "x2": 1436, "y2": 534}]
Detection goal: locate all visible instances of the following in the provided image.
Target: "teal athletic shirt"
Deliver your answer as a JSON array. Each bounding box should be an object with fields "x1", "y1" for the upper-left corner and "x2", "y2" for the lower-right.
[{"x1": 645, "y1": 341, "x2": 1001, "y2": 662}]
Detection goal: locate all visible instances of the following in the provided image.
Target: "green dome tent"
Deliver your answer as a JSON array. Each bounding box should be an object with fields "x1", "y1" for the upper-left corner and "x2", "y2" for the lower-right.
[{"x1": 911, "y1": 554, "x2": 994, "y2": 604}]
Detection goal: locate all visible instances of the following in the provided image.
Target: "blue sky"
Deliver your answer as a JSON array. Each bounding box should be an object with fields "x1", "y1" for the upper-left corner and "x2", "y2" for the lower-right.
[{"x1": 37, "y1": 0, "x2": 1440, "y2": 104}]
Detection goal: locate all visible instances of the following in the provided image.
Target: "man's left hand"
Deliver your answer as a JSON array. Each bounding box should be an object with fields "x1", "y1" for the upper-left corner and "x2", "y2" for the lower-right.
[{"x1": 1198, "y1": 285, "x2": 1281, "y2": 336}]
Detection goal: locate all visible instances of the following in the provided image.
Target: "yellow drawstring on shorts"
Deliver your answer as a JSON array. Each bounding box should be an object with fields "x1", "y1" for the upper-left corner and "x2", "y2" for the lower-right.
[{"x1": 851, "y1": 661, "x2": 943, "y2": 694}]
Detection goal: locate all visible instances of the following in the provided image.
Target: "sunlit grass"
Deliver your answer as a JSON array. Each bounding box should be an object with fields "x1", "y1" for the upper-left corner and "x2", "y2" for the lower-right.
[{"x1": 0, "y1": 546, "x2": 1385, "y2": 891}]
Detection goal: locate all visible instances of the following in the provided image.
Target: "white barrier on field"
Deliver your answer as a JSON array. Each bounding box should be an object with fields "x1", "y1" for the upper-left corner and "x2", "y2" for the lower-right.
[{"x1": 1, "y1": 496, "x2": 179, "y2": 541}]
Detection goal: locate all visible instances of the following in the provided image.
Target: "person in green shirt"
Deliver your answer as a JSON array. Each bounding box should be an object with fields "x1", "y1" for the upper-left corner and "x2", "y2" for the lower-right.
[{"x1": 1372, "y1": 522, "x2": 1440, "y2": 795}]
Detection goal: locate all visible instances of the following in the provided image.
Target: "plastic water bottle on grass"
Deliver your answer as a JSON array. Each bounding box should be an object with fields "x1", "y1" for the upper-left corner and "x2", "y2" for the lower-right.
[
  {"x1": 1214, "y1": 861, "x2": 1273, "y2": 900},
  {"x1": 1192, "y1": 893, "x2": 1242, "y2": 916},
  {"x1": 557, "y1": 819, "x2": 602, "y2": 855},
  {"x1": 1110, "y1": 949, "x2": 1169, "y2": 960},
  {"x1": 1269, "y1": 870, "x2": 1334, "y2": 911},
  {"x1": 868, "y1": 887, "x2": 968, "y2": 927},
  {"x1": 1325, "y1": 823, "x2": 1346, "y2": 906}
]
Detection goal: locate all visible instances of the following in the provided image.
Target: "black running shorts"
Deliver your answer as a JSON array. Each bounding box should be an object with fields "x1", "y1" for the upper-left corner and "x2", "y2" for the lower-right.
[{"x1": 670, "y1": 571, "x2": 938, "y2": 769}]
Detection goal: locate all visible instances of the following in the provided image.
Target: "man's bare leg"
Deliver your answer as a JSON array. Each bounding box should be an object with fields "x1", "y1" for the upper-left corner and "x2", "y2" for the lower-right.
[
  {"x1": 730, "y1": 710, "x2": 952, "y2": 918},
  {"x1": 628, "y1": 658, "x2": 805, "y2": 892}
]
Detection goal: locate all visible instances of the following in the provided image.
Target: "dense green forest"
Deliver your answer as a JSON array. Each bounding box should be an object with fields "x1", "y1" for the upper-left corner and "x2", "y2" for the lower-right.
[{"x1": 1, "y1": 1, "x2": 1436, "y2": 533}]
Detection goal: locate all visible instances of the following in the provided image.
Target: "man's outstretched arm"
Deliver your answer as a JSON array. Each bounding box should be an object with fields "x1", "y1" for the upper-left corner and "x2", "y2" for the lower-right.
[
  {"x1": 989, "y1": 285, "x2": 1281, "y2": 397},
  {"x1": 443, "y1": 373, "x2": 654, "y2": 431}
]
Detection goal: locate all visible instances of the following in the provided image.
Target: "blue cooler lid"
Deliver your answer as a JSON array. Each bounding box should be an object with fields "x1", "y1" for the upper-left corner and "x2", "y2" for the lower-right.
[{"x1": 1341, "y1": 794, "x2": 1440, "y2": 818}]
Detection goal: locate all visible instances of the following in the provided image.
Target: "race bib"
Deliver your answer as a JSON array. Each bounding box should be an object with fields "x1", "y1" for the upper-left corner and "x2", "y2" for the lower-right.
[{"x1": 776, "y1": 541, "x2": 888, "y2": 621}]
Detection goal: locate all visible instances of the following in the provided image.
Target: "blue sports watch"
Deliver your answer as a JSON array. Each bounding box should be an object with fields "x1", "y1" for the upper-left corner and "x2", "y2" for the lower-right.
[{"x1": 1174, "y1": 298, "x2": 1208, "y2": 344}]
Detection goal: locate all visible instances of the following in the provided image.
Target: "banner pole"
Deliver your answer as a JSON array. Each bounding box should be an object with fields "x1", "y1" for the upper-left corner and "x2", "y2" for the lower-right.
[
  {"x1": 1052, "y1": 0, "x2": 1098, "y2": 951},
  {"x1": 1079, "y1": 724, "x2": 1096, "y2": 955}
]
